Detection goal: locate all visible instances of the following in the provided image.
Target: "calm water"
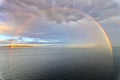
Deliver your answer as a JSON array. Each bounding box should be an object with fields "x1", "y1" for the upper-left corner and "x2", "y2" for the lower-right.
[
  {"x1": 0, "y1": 47, "x2": 116, "y2": 80},
  {"x1": 113, "y1": 47, "x2": 120, "y2": 80}
]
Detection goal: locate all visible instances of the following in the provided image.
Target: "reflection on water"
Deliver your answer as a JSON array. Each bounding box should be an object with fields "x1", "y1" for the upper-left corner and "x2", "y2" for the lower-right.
[{"x1": 0, "y1": 47, "x2": 113, "y2": 80}]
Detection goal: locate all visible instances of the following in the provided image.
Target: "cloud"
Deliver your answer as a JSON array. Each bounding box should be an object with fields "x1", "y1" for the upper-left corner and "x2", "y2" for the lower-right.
[
  {"x1": 0, "y1": 0, "x2": 4, "y2": 8},
  {"x1": 100, "y1": 16, "x2": 120, "y2": 46},
  {"x1": 0, "y1": 0, "x2": 120, "y2": 46},
  {"x1": 1, "y1": 0, "x2": 118, "y2": 20},
  {"x1": 0, "y1": 23, "x2": 16, "y2": 35}
]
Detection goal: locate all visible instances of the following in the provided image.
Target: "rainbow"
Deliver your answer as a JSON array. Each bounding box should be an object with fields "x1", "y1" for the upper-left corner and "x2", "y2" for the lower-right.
[{"x1": 10, "y1": 8, "x2": 112, "y2": 54}]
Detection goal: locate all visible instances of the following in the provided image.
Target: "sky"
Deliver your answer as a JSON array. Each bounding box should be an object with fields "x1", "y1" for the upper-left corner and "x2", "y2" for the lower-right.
[{"x1": 0, "y1": 0, "x2": 120, "y2": 47}]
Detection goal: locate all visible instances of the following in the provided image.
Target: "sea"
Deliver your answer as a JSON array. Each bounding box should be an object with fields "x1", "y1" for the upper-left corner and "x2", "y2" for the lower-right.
[{"x1": 0, "y1": 47, "x2": 119, "y2": 80}]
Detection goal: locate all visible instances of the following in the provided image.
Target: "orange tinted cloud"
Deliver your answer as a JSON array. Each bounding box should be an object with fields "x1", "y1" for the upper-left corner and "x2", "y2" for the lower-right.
[{"x1": 0, "y1": 24, "x2": 15, "y2": 34}]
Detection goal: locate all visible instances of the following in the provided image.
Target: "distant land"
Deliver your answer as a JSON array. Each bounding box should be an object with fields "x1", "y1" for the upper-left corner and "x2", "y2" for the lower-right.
[
  {"x1": 0, "y1": 44, "x2": 106, "y2": 49},
  {"x1": 1, "y1": 44, "x2": 34, "y2": 48}
]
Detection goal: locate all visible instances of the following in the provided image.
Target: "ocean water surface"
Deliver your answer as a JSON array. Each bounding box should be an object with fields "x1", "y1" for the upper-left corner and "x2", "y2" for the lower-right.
[{"x1": 0, "y1": 47, "x2": 115, "y2": 80}]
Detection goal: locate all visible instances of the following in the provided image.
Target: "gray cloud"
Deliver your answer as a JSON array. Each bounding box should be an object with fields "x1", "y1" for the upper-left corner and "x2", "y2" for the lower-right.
[
  {"x1": 0, "y1": 0, "x2": 120, "y2": 46},
  {"x1": 100, "y1": 16, "x2": 120, "y2": 46}
]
